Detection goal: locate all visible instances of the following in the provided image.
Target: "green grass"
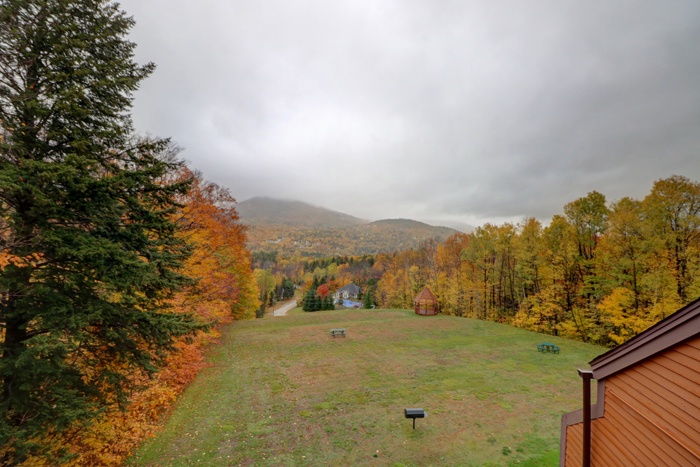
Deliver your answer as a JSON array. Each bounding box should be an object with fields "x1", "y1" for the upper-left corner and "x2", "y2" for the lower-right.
[{"x1": 127, "y1": 309, "x2": 605, "y2": 466}]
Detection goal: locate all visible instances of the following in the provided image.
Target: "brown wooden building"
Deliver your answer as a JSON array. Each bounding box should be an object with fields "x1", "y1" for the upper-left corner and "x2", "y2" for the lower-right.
[
  {"x1": 560, "y1": 297, "x2": 700, "y2": 466},
  {"x1": 414, "y1": 287, "x2": 438, "y2": 316}
]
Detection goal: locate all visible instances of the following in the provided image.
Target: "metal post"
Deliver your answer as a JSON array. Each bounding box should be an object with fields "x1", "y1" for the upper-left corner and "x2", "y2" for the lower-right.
[{"x1": 578, "y1": 369, "x2": 593, "y2": 467}]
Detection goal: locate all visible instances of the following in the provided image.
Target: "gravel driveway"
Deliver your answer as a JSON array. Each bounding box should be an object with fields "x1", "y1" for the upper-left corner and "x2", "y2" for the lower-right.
[{"x1": 272, "y1": 299, "x2": 298, "y2": 317}]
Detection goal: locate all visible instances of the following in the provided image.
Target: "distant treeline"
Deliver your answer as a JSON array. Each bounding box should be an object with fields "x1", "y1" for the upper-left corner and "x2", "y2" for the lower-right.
[{"x1": 373, "y1": 175, "x2": 700, "y2": 347}]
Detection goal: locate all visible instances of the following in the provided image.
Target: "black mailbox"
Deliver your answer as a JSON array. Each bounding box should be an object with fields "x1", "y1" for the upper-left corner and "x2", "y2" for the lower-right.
[{"x1": 404, "y1": 408, "x2": 426, "y2": 429}]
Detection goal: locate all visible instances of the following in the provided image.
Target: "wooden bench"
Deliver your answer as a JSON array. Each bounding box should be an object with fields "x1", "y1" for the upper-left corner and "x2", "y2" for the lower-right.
[
  {"x1": 537, "y1": 342, "x2": 560, "y2": 353},
  {"x1": 330, "y1": 328, "x2": 346, "y2": 338}
]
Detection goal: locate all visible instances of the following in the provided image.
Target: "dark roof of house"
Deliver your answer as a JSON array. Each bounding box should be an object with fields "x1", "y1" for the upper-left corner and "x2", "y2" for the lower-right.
[
  {"x1": 590, "y1": 296, "x2": 700, "y2": 380},
  {"x1": 414, "y1": 286, "x2": 437, "y2": 303},
  {"x1": 336, "y1": 283, "x2": 361, "y2": 295}
]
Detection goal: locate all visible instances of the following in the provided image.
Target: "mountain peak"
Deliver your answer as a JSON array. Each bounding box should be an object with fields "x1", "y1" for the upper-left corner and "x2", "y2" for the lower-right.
[
  {"x1": 369, "y1": 218, "x2": 432, "y2": 228},
  {"x1": 237, "y1": 197, "x2": 367, "y2": 228}
]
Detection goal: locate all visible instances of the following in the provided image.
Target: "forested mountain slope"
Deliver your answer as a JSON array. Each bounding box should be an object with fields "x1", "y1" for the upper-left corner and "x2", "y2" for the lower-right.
[{"x1": 238, "y1": 197, "x2": 459, "y2": 256}]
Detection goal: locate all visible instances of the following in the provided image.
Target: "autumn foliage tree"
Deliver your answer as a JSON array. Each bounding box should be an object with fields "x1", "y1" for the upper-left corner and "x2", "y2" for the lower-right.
[
  {"x1": 643, "y1": 175, "x2": 700, "y2": 302},
  {"x1": 254, "y1": 268, "x2": 275, "y2": 317},
  {"x1": 375, "y1": 177, "x2": 700, "y2": 348},
  {"x1": 316, "y1": 283, "x2": 330, "y2": 299},
  {"x1": 173, "y1": 169, "x2": 259, "y2": 322}
]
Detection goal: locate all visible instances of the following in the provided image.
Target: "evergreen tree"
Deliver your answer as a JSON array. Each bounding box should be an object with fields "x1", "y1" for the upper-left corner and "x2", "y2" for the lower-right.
[
  {"x1": 302, "y1": 289, "x2": 315, "y2": 311},
  {"x1": 0, "y1": 1, "x2": 203, "y2": 461},
  {"x1": 363, "y1": 288, "x2": 374, "y2": 309},
  {"x1": 281, "y1": 277, "x2": 295, "y2": 299}
]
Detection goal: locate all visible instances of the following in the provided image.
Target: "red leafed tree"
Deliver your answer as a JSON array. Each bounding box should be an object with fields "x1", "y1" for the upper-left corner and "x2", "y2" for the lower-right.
[{"x1": 316, "y1": 283, "x2": 330, "y2": 298}]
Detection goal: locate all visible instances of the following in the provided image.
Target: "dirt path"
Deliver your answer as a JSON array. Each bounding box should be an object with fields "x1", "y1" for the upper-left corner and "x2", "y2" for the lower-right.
[{"x1": 272, "y1": 298, "x2": 298, "y2": 317}]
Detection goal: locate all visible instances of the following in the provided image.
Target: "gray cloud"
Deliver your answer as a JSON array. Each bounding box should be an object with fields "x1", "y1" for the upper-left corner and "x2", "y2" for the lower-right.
[{"x1": 120, "y1": 0, "x2": 700, "y2": 227}]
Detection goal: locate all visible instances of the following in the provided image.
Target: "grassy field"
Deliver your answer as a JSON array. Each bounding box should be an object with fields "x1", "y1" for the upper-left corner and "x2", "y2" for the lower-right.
[{"x1": 127, "y1": 309, "x2": 605, "y2": 466}]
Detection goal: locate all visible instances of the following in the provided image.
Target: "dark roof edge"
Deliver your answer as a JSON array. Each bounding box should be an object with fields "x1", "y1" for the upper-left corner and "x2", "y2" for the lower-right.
[{"x1": 590, "y1": 297, "x2": 700, "y2": 380}]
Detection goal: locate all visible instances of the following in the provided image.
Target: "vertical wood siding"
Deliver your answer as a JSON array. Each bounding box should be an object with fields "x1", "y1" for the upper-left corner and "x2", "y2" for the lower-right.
[{"x1": 564, "y1": 337, "x2": 700, "y2": 466}]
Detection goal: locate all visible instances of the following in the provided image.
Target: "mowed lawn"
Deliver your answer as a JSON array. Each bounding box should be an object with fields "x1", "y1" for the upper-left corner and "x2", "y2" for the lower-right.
[{"x1": 128, "y1": 309, "x2": 605, "y2": 466}]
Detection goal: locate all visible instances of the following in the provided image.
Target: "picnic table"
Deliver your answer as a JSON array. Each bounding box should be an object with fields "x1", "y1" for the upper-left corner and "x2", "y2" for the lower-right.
[
  {"x1": 330, "y1": 328, "x2": 346, "y2": 338},
  {"x1": 537, "y1": 342, "x2": 560, "y2": 353}
]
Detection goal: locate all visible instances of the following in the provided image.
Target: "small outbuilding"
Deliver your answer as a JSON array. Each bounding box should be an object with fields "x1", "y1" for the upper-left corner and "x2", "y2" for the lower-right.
[{"x1": 414, "y1": 287, "x2": 438, "y2": 316}]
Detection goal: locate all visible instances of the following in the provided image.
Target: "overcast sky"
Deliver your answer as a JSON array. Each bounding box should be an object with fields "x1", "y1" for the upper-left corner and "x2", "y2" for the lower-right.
[{"x1": 119, "y1": 0, "x2": 700, "y2": 228}]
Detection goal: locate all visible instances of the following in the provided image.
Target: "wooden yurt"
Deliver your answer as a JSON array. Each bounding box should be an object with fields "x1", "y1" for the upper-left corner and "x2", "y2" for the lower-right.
[{"x1": 414, "y1": 287, "x2": 438, "y2": 316}]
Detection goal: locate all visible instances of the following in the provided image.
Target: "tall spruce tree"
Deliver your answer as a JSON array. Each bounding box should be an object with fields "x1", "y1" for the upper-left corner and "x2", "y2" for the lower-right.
[
  {"x1": 302, "y1": 289, "x2": 315, "y2": 311},
  {"x1": 363, "y1": 289, "x2": 373, "y2": 309},
  {"x1": 0, "y1": 0, "x2": 203, "y2": 462}
]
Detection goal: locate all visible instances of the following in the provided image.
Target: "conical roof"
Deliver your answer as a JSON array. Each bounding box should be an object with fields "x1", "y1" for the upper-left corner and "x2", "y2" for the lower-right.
[{"x1": 414, "y1": 286, "x2": 437, "y2": 303}]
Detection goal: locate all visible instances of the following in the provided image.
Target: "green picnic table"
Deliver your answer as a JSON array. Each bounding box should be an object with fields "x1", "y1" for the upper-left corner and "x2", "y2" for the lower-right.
[{"x1": 537, "y1": 342, "x2": 560, "y2": 353}]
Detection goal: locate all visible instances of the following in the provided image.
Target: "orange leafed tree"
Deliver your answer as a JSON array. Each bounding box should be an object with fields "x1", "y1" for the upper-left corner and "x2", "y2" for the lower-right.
[{"x1": 173, "y1": 168, "x2": 260, "y2": 322}]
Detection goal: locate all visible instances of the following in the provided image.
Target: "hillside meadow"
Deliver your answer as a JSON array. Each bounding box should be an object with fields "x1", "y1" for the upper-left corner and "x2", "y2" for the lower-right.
[{"x1": 128, "y1": 309, "x2": 605, "y2": 466}]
